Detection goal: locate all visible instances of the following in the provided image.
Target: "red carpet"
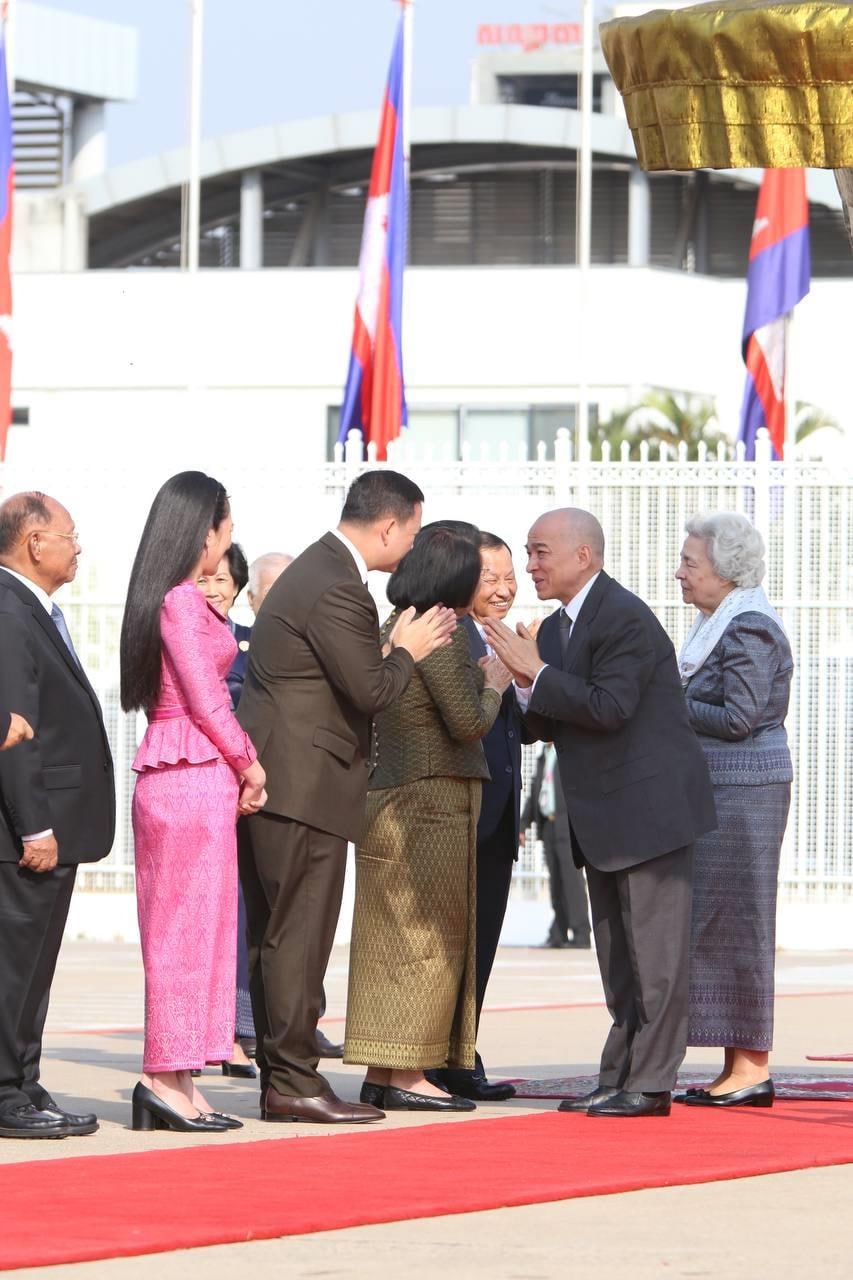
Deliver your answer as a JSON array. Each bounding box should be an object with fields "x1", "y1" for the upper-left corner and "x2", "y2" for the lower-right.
[{"x1": 1, "y1": 1103, "x2": 853, "y2": 1270}]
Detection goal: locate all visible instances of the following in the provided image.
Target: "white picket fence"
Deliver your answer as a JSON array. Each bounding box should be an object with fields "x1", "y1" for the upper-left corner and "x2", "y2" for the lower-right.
[{"x1": 26, "y1": 427, "x2": 851, "y2": 917}]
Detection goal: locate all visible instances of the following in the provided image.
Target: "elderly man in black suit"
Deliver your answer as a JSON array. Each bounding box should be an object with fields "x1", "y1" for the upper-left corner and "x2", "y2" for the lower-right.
[
  {"x1": 486, "y1": 508, "x2": 716, "y2": 1118},
  {"x1": 0, "y1": 492, "x2": 115, "y2": 1139}
]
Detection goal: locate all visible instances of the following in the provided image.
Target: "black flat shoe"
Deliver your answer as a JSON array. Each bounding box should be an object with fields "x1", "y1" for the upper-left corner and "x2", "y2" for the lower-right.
[
  {"x1": 0, "y1": 1104, "x2": 70, "y2": 1139},
  {"x1": 383, "y1": 1086, "x2": 476, "y2": 1113},
  {"x1": 221, "y1": 1061, "x2": 257, "y2": 1079},
  {"x1": 558, "y1": 1086, "x2": 619, "y2": 1113},
  {"x1": 685, "y1": 1080, "x2": 774, "y2": 1108},
  {"x1": 38, "y1": 1103, "x2": 99, "y2": 1136},
  {"x1": 430, "y1": 1068, "x2": 516, "y2": 1102},
  {"x1": 131, "y1": 1082, "x2": 230, "y2": 1132},
  {"x1": 360, "y1": 1081, "x2": 386, "y2": 1107},
  {"x1": 588, "y1": 1090, "x2": 672, "y2": 1118}
]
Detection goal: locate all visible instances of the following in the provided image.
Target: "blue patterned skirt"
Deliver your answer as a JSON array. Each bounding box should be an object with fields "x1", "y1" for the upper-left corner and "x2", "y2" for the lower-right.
[{"x1": 687, "y1": 781, "x2": 791, "y2": 1050}]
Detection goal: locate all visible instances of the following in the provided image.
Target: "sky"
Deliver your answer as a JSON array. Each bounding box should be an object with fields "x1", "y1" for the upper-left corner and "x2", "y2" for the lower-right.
[{"x1": 40, "y1": 0, "x2": 594, "y2": 166}]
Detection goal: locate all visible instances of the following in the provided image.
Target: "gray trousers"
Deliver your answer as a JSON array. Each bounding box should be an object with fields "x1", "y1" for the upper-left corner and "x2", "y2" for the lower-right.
[{"x1": 583, "y1": 843, "x2": 694, "y2": 1093}]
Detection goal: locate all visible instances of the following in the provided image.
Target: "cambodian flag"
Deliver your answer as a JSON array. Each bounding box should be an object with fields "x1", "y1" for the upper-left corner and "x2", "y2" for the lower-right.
[
  {"x1": 338, "y1": 14, "x2": 407, "y2": 461},
  {"x1": 738, "y1": 170, "x2": 810, "y2": 460}
]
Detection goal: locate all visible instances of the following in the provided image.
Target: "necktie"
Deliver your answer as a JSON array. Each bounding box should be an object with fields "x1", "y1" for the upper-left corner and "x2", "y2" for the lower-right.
[
  {"x1": 51, "y1": 603, "x2": 81, "y2": 668},
  {"x1": 558, "y1": 610, "x2": 573, "y2": 669}
]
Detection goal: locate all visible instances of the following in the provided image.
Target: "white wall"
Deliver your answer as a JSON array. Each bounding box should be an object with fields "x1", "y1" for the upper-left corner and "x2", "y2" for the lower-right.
[{"x1": 7, "y1": 266, "x2": 851, "y2": 483}]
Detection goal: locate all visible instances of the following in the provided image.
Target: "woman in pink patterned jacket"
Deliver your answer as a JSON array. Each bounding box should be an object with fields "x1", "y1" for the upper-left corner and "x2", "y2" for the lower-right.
[{"x1": 120, "y1": 472, "x2": 266, "y2": 1133}]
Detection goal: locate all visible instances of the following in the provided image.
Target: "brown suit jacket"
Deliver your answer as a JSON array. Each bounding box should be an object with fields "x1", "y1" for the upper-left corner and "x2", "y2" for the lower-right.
[{"x1": 236, "y1": 532, "x2": 414, "y2": 842}]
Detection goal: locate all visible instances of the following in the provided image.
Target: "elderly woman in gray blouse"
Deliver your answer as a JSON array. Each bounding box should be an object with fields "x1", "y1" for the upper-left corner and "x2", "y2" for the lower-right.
[{"x1": 674, "y1": 511, "x2": 793, "y2": 1109}]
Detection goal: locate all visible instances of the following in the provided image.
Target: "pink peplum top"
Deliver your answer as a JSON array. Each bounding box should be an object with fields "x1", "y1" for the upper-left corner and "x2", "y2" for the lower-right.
[{"x1": 132, "y1": 581, "x2": 257, "y2": 775}]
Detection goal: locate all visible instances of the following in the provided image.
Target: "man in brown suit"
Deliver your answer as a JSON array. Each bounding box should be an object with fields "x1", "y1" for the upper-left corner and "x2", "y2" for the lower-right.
[{"x1": 237, "y1": 470, "x2": 456, "y2": 1123}]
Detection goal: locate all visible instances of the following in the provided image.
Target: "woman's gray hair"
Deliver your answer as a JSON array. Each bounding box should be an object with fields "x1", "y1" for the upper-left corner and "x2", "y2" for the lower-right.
[{"x1": 684, "y1": 511, "x2": 766, "y2": 587}]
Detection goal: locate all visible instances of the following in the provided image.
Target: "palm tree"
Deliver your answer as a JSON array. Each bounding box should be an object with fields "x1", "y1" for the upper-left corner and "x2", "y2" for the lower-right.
[
  {"x1": 595, "y1": 391, "x2": 728, "y2": 459},
  {"x1": 795, "y1": 401, "x2": 840, "y2": 445}
]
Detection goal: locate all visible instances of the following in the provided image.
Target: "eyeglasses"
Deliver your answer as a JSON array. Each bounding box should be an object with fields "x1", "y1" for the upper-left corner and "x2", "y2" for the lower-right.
[{"x1": 26, "y1": 529, "x2": 81, "y2": 545}]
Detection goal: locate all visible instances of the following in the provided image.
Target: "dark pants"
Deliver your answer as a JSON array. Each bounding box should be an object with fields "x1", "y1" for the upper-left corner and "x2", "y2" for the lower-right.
[
  {"x1": 238, "y1": 812, "x2": 346, "y2": 1098},
  {"x1": 0, "y1": 862, "x2": 76, "y2": 1115},
  {"x1": 542, "y1": 819, "x2": 591, "y2": 944},
  {"x1": 474, "y1": 798, "x2": 516, "y2": 1028},
  {"x1": 583, "y1": 842, "x2": 694, "y2": 1093}
]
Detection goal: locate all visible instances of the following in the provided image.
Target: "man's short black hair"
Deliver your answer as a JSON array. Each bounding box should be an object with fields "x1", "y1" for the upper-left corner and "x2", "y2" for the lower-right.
[
  {"x1": 479, "y1": 530, "x2": 511, "y2": 554},
  {"x1": 387, "y1": 526, "x2": 481, "y2": 613},
  {"x1": 340, "y1": 470, "x2": 424, "y2": 526}
]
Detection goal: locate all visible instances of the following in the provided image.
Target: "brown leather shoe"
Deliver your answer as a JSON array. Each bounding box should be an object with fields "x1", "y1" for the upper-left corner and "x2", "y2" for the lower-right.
[{"x1": 261, "y1": 1086, "x2": 384, "y2": 1124}]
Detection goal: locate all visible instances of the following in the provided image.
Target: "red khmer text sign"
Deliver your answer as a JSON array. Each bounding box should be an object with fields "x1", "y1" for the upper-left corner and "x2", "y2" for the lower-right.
[{"x1": 477, "y1": 23, "x2": 582, "y2": 51}]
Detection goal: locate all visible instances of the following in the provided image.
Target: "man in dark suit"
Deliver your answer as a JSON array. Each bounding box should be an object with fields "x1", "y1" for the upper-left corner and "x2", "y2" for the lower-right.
[
  {"x1": 521, "y1": 743, "x2": 591, "y2": 949},
  {"x1": 237, "y1": 471, "x2": 456, "y2": 1124},
  {"x1": 0, "y1": 492, "x2": 115, "y2": 1139},
  {"x1": 486, "y1": 508, "x2": 716, "y2": 1118}
]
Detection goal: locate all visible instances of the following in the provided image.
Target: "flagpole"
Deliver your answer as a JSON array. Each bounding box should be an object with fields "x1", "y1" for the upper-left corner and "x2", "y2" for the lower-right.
[
  {"x1": 576, "y1": 0, "x2": 593, "y2": 465},
  {"x1": 401, "y1": 0, "x2": 413, "y2": 179},
  {"x1": 186, "y1": 0, "x2": 204, "y2": 272}
]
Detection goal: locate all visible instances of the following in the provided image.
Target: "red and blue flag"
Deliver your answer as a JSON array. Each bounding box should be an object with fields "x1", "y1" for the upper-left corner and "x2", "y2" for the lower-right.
[
  {"x1": 338, "y1": 14, "x2": 407, "y2": 461},
  {"x1": 738, "y1": 170, "x2": 810, "y2": 460}
]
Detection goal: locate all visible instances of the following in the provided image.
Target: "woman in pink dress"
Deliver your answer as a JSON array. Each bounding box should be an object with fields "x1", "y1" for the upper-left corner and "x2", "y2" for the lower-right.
[{"x1": 120, "y1": 472, "x2": 267, "y2": 1133}]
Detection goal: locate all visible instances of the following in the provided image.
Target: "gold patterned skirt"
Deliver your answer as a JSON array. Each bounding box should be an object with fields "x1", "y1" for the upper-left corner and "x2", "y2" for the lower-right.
[{"x1": 343, "y1": 776, "x2": 480, "y2": 1070}]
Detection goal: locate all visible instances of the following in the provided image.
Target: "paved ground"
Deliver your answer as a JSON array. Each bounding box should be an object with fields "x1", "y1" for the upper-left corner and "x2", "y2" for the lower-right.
[{"x1": 4, "y1": 942, "x2": 853, "y2": 1278}]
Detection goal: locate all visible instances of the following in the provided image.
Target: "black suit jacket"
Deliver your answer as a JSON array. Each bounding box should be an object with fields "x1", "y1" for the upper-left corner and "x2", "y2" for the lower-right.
[
  {"x1": 0, "y1": 568, "x2": 116, "y2": 864},
  {"x1": 226, "y1": 619, "x2": 252, "y2": 711},
  {"x1": 524, "y1": 571, "x2": 716, "y2": 872},
  {"x1": 463, "y1": 615, "x2": 522, "y2": 851}
]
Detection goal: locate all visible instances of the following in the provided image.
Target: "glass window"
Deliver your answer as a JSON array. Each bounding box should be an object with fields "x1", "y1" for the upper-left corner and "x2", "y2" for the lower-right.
[
  {"x1": 462, "y1": 409, "x2": 529, "y2": 455},
  {"x1": 405, "y1": 409, "x2": 459, "y2": 457}
]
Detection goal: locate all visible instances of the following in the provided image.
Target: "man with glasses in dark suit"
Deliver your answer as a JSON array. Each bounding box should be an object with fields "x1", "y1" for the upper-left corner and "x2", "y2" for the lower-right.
[{"x1": 0, "y1": 492, "x2": 115, "y2": 1140}]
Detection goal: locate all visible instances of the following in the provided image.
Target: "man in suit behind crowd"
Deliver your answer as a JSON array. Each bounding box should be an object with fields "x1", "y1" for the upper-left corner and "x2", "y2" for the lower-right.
[
  {"x1": 521, "y1": 742, "x2": 591, "y2": 949},
  {"x1": 486, "y1": 508, "x2": 716, "y2": 1118},
  {"x1": 0, "y1": 492, "x2": 115, "y2": 1139},
  {"x1": 237, "y1": 471, "x2": 456, "y2": 1124}
]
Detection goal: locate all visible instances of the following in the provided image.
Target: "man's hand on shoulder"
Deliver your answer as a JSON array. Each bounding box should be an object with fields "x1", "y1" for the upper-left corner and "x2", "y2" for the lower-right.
[
  {"x1": 389, "y1": 605, "x2": 457, "y2": 664},
  {"x1": 1, "y1": 713, "x2": 34, "y2": 751},
  {"x1": 19, "y1": 834, "x2": 59, "y2": 874}
]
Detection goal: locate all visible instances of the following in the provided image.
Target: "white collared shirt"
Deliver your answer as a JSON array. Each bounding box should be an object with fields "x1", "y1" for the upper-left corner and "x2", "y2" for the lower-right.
[
  {"x1": 330, "y1": 528, "x2": 369, "y2": 585},
  {"x1": 516, "y1": 570, "x2": 602, "y2": 705},
  {"x1": 0, "y1": 568, "x2": 56, "y2": 841},
  {"x1": 1, "y1": 566, "x2": 53, "y2": 615}
]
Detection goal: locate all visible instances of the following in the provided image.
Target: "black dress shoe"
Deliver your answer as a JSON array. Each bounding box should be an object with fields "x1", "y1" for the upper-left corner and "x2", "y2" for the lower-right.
[
  {"x1": 431, "y1": 1068, "x2": 516, "y2": 1102},
  {"x1": 685, "y1": 1079, "x2": 774, "y2": 1109},
  {"x1": 39, "y1": 1104, "x2": 99, "y2": 1136},
  {"x1": 360, "y1": 1081, "x2": 386, "y2": 1107},
  {"x1": 673, "y1": 1087, "x2": 703, "y2": 1103},
  {"x1": 315, "y1": 1029, "x2": 344, "y2": 1059},
  {"x1": 540, "y1": 936, "x2": 569, "y2": 949},
  {"x1": 131, "y1": 1082, "x2": 230, "y2": 1132},
  {"x1": 557, "y1": 1086, "x2": 619, "y2": 1113},
  {"x1": 566, "y1": 936, "x2": 592, "y2": 949},
  {"x1": 221, "y1": 1060, "x2": 257, "y2": 1079},
  {"x1": 0, "y1": 1104, "x2": 70, "y2": 1139},
  {"x1": 383, "y1": 1086, "x2": 476, "y2": 1113},
  {"x1": 588, "y1": 1090, "x2": 672, "y2": 1117}
]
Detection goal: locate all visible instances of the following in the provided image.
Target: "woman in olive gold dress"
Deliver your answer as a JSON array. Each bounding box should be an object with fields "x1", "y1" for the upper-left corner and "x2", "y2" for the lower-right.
[{"x1": 343, "y1": 526, "x2": 512, "y2": 1112}]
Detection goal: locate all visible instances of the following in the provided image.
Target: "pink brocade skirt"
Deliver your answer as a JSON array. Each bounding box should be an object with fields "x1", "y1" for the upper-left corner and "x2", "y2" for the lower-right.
[{"x1": 132, "y1": 758, "x2": 239, "y2": 1073}]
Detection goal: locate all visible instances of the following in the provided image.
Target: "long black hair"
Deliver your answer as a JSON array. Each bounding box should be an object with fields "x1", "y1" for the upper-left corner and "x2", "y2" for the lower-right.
[
  {"x1": 387, "y1": 526, "x2": 481, "y2": 613},
  {"x1": 120, "y1": 472, "x2": 229, "y2": 712}
]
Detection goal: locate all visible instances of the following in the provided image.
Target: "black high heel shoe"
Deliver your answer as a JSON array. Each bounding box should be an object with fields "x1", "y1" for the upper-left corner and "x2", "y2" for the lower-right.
[
  {"x1": 221, "y1": 1061, "x2": 257, "y2": 1079},
  {"x1": 131, "y1": 1082, "x2": 230, "y2": 1132}
]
